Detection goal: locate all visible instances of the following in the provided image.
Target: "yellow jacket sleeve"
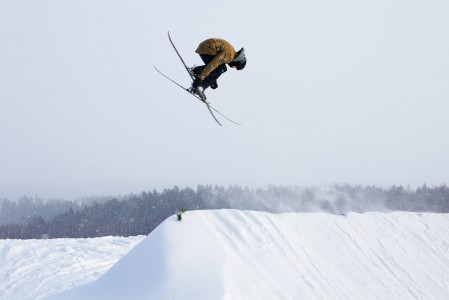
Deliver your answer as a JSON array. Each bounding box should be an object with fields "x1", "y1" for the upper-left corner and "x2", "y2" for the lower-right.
[{"x1": 195, "y1": 38, "x2": 236, "y2": 80}]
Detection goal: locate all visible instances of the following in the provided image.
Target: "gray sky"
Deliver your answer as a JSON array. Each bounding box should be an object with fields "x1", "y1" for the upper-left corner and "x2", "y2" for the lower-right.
[{"x1": 1, "y1": 0, "x2": 448, "y2": 199}]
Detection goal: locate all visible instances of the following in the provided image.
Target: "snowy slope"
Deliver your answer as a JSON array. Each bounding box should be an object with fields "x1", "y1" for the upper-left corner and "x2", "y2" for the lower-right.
[
  {"x1": 0, "y1": 236, "x2": 144, "y2": 300},
  {"x1": 49, "y1": 210, "x2": 449, "y2": 300}
]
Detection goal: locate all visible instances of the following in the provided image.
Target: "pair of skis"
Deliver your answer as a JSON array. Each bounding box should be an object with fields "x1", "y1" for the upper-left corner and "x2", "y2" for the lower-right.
[{"x1": 154, "y1": 32, "x2": 241, "y2": 126}]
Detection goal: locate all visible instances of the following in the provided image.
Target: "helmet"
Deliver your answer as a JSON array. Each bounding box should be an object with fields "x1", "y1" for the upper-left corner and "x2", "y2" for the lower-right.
[{"x1": 229, "y1": 48, "x2": 246, "y2": 70}]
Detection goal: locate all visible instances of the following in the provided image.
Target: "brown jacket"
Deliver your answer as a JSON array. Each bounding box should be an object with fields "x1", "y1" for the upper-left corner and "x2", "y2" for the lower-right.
[{"x1": 195, "y1": 38, "x2": 236, "y2": 80}]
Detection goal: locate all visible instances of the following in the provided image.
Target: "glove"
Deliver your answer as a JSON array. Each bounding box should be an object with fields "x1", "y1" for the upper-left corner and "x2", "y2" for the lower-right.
[{"x1": 192, "y1": 77, "x2": 202, "y2": 90}]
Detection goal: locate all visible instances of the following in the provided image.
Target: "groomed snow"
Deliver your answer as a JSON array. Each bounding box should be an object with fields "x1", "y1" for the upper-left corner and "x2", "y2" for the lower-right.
[{"x1": 2, "y1": 210, "x2": 449, "y2": 299}]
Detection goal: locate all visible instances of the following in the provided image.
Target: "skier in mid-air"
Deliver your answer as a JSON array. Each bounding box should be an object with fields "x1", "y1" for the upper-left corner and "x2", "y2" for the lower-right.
[{"x1": 190, "y1": 38, "x2": 247, "y2": 101}]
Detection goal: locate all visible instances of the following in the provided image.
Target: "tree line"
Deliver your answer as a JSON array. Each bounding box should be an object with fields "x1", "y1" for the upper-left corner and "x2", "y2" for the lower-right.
[{"x1": 1, "y1": 184, "x2": 448, "y2": 239}]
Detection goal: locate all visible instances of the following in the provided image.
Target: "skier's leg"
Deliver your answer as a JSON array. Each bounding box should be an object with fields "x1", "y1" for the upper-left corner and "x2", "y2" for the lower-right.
[
  {"x1": 192, "y1": 54, "x2": 227, "y2": 90},
  {"x1": 192, "y1": 64, "x2": 227, "y2": 90},
  {"x1": 199, "y1": 54, "x2": 215, "y2": 64},
  {"x1": 191, "y1": 65, "x2": 205, "y2": 78},
  {"x1": 202, "y1": 64, "x2": 227, "y2": 90}
]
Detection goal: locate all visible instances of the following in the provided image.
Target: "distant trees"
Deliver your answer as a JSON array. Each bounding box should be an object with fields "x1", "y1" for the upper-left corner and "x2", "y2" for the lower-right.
[
  {"x1": 0, "y1": 184, "x2": 448, "y2": 240},
  {"x1": 0, "y1": 197, "x2": 85, "y2": 226}
]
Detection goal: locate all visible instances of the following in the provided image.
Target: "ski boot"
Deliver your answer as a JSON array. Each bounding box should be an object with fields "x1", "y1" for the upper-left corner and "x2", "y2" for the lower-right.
[
  {"x1": 195, "y1": 86, "x2": 207, "y2": 102},
  {"x1": 190, "y1": 84, "x2": 208, "y2": 103}
]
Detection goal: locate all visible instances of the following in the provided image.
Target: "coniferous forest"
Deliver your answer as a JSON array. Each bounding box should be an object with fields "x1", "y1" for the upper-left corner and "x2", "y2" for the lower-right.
[{"x1": 1, "y1": 184, "x2": 448, "y2": 239}]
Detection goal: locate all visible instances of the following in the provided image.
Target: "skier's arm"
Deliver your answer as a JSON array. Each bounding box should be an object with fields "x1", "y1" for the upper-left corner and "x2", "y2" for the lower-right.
[{"x1": 198, "y1": 52, "x2": 227, "y2": 81}]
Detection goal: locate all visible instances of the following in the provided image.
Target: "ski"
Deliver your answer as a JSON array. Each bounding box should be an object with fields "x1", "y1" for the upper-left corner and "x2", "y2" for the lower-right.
[
  {"x1": 168, "y1": 32, "x2": 196, "y2": 81},
  {"x1": 153, "y1": 65, "x2": 222, "y2": 126},
  {"x1": 165, "y1": 31, "x2": 242, "y2": 126}
]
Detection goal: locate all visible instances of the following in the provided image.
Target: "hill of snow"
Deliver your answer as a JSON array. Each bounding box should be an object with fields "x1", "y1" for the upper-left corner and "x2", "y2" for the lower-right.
[{"x1": 49, "y1": 210, "x2": 449, "y2": 300}]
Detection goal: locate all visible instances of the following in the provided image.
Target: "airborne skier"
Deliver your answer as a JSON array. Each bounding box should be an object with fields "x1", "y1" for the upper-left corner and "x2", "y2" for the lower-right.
[
  {"x1": 153, "y1": 32, "x2": 243, "y2": 126},
  {"x1": 190, "y1": 38, "x2": 247, "y2": 100}
]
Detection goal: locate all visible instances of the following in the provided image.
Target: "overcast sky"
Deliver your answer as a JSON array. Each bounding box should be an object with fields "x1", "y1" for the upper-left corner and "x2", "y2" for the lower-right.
[{"x1": 1, "y1": 0, "x2": 448, "y2": 200}]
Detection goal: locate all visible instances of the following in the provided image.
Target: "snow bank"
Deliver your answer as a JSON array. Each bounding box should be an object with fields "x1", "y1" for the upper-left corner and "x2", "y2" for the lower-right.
[{"x1": 51, "y1": 210, "x2": 449, "y2": 300}]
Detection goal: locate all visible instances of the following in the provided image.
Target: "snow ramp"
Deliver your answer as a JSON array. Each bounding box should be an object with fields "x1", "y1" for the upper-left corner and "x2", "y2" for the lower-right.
[{"x1": 51, "y1": 210, "x2": 449, "y2": 300}]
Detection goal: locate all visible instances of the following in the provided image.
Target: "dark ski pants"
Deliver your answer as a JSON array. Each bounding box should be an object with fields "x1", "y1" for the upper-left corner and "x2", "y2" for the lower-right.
[{"x1": 192, "y1": 54, "x2": 227, "y2": 90}]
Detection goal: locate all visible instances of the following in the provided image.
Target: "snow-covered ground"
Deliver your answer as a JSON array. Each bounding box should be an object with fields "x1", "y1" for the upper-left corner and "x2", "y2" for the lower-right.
[
  {"x1": 2, "y1": 210, "x2": 449, "y2": 300},
  {"x1": 0, "y1": 235, "x2": 144, "y2": 300}
]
